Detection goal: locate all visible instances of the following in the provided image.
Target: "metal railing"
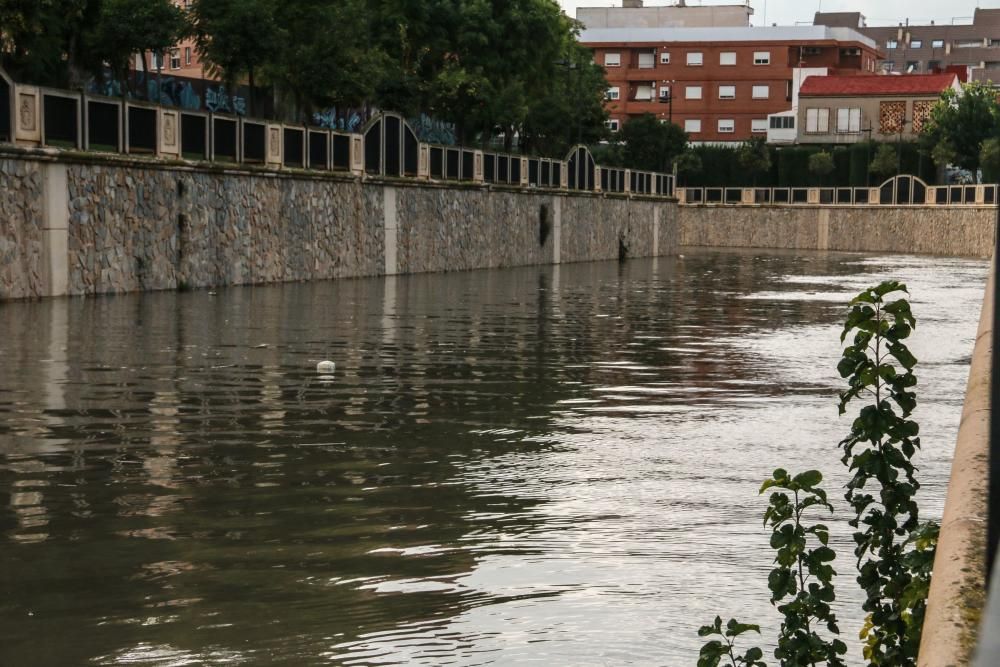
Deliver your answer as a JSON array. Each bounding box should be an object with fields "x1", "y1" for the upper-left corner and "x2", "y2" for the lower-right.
[
  {"x1": 1, "y1": 77, "x2": 675, "y2": 199},
  {"x1": 678, "y1": 176, "x2": 998, "y2": 208}
]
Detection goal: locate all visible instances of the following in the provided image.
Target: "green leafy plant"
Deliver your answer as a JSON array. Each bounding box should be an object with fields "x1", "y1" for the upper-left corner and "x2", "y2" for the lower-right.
[
  {"x1": 761, "y1": 469, "x2": 848, "y2": 666},
  {"x1": 697, "y1": 616, "x2": 766, "y2": 667},
  {"x1": 837, "y1": 281, "x2": 934, "y2": 665}
]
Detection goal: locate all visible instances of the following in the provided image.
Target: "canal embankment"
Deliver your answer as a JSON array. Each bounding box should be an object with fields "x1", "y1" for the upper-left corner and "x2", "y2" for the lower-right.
[
  {"x1": 677, "y1": 204, "x2": 995, "y2": 259},
  {"x1": 0, "y1": 148, "x2": 675, "y2": 300}
]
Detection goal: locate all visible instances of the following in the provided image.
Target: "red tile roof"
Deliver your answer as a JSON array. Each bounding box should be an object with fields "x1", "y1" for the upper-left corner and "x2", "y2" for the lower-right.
[{"x1": 799, "y1": 74, "x2": 958, "y2": 97}]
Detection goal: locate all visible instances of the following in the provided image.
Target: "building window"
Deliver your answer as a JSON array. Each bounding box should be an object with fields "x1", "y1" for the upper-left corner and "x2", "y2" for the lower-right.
[
  {"x1": 751, "y1": 119, "x2": 768, "y2": 133},
  {"x1": 910, "y1": 39, "x2": 923, "y2": 48},
  {"x1": 928, "y1": 60, "x2": 942, "y2": 70},
  {"x1": 883, "y1": 60, "x2": 896, "y2": 72},
  {"x1": 606, "y1": 87, "x2": 620, "y2": 101},
  {"x1": 685, "y1": 85, "x2": 702, "y2": 100},
  {"x1": 718, "y1": 85, "x2": 736, "y2": 100},
  {"x1": 886, "y1": 39, "x2": 898, "y2": 49},
  {"x1": 956, "y1": 39, "x2": 984, "y2": 48},
  {"x1": 635, "y1": 84, "x2": 653, "y2": 101},
  {"x1": 684, "y1": 119, "x2": 702, "y2": 133},
  {"x1": 687, "y1": 51, "x2": 703, "y2": 66},
  {"x1": 605, "y1": 119, "x2": 620, "y2": 132},
  {"x1": 152, "y1": 52, "x2": 164, "y2": 70},
  {"x1": 932, "y1": 39, "x2": 944, "y2": 48},
  {"x1": 752, "y1": 85, "x2": 769, "y2": 99},
  {"x1": 720, "y1": 51, "x2": 736, "y2": 66},
  {"x1": 604, "y1": 52, "x2": 621, "y2": 67},
  {"x1": 753, "y1": 51, "x2": 771, "y2": 65},
  {"x1": 185, "y1": 47, "x2": 192, "y2": 66},
  {"x1": 806, "y1": 108, "x2": 830, "y2": 133},
  {"x1": 170, "y1": 49, "x2": 181, "y2": 70},
  {"x1": 659, "y1": 86, "x2": 671, "y2": 100},
  {"x1": 637, "y1": 51, "x2": 655, "y2": 69},
  {"x1": 880, "y1": 101, "x2": 906, "y2": 134},
  {"x1": 718, "y1": 119, "x2": 735, "y2": 133},
  {"x1": 770, "y1": 116, "x2": 795, "y2": 129},
  {"x1": 905, "y1": 61, "x2": 920, "y2": 72},
  {"x1": 837, "y1": 108, "x2": 862, "y2": 133},
  {"x1": 660, "y1": 51, "x2": 670, "y2": 64}
]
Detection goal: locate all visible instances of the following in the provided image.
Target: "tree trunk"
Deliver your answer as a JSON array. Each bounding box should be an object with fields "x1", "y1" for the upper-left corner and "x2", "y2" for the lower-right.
[{"x1": 248, "y1": 67, "x2": 256, "y2": 117}]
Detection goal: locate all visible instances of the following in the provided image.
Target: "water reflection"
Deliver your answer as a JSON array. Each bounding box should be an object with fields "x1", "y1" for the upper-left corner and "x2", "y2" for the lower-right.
[{"x1": 0, "y1": 250, "x2": 987, "y2": 665}]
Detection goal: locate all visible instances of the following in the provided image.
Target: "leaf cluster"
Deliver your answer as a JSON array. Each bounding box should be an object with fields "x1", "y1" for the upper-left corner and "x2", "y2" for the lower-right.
[
  {"x1": 919, "y1": 81, "x2": 1000, "y2": 171},
  {"x1": 697, "y1": 616, "x2": 766, "y2": 667},
  {"x1": 837, "y1": 281, "x2": 930, "y2": 665},
  {"x1": 760, "y1": 469, "x2": 847, "y2": 666}
]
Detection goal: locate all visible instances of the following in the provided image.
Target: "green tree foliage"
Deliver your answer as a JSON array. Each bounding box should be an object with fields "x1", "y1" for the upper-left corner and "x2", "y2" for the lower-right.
[
  {"x1": 870, "y1": 145, "x2": 898, "y2": 182},
  {"x1": 838, "y1": 281, "x2": 938, "y2": 665},
  {"x1": 920, "y1": 81, "x2": 1000, "y2": 171},
  {"x1": 86, "y1": 0, "x2": 189, "y2": 93},
  {"x1": 698, "y1": 617, "x2": 766, "y2": 667},
  {"x1": 264, "y1": 0, "x2": 384, "y2": 118},
  {"x1": 980, "y1": 137, "x2": 1000, "y2": 182},
  {"x1": 738, "y1": 137, "x2": 772, "y2": 185},
  {"x1": 761, "y1": 469, "x2": 847, "y2": 666},
  {"x1": 0, "y1": 0, "x2": 103, "y2": 87},
  {"x1": 191, "y1": 0, "x2": 283, "y2": 114},
  {"x1": 620, "y1": 114, "x2": 688, "y2": 172},
  {"x1": 808, "y1": 151, "x2": 835, "y2": 183}
]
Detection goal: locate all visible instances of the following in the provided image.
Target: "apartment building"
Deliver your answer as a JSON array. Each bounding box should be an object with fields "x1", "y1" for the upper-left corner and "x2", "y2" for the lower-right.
[
  {"x1": 580, "y1": 24, "x2": 880, "y2": 143},
  {"x1": 814, "y1": 8, "x2": 1000, "y2": 79},
  {"x1": 577, "y1": 0, "x2": 753, "y2": 30},
  {"x1": 795, "y1": 73, "x2": 961, "y2": 145},
  {"x1": 139, "y1": 0, "x2": 211, "y2": 80}
]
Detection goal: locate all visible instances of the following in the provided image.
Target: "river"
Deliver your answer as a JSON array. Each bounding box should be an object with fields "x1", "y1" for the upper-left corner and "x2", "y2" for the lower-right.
[{"x1": 0, "y1": 249, "x2": 988, "y2": 665}]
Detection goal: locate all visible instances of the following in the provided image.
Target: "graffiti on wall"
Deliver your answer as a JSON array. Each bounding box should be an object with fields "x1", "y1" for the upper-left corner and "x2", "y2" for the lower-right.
[
  {"x1": 408, "y1": 114, "x2": 456, "y2": 145},
  {"x1": 312, "y1": 108, "x2": 369, "y2": 133},
  {"x1": 88, "y1": 72, "x2": 259, "y2": 116}
]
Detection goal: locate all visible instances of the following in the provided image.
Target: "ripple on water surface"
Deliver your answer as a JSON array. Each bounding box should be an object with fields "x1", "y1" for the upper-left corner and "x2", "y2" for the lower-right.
[{"x1": 0, "y1": 249, "x2": 987, "y2": 665}]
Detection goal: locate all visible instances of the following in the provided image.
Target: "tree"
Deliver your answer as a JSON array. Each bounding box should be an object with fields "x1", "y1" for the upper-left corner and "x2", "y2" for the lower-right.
[
  {"x1": 264, "y1": 0, "x2": 385, "y2": 120},
  {"x1": 737, "y1": 137, "x2": 771, "y2": 185},
  {"x1": 870, "y1": 144, "x2": 898, "y2": 182},
  {"x1": 920, "y1": 81, "x2": 1000, "y2": 172},
  {"x1": 980, "y1": 137, "x2": 1000, "y2": 183},
  {"x1": 673, "y1": 150, "x2": 702, "y2": 186},
  {"x1": 809, "y1": 150, "x2": 835, "y2": 184},
  {"x1": 86, "y1": 0, "x2": 189, "y2": 96},
  {"x1": 621, "y1": 114, "x2": 688, "y2": 172},
  {"x1": 0, "y1": 0, "x2": 102, "y2": 87},
  {"x1": 191, "y1": 0, "x2": 283, "y2": 115}
]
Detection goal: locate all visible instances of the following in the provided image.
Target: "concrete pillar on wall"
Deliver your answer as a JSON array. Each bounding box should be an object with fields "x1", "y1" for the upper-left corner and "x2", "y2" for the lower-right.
[
  {"x1": 384, "y1": 186, "x2": 398, "y2": 276},
  {"x1": 551, "y1": 197, "x2": 563, "y2": 265},
  {"x1": 418, "y1": 144, "x2": 430, "y2": 179},
  {"x1": 473, "y1": 151, "x2": 484, "y2": 183},
  {"x1": 159, "y1": 109, "x2": 180, "y2": 158},
  {"x1": 741, "y1": 188, "x2": 755, "y2": 205},
  {"x1": 266, "y1": 124, "x2": 282, "y2": 168},
  {"x1": 41, "y1": 163, "x2": 69, "y2": 297},
  {"x1": 350, "y1": 135, "x2": 364, "y2": 175},
  {"x1": 653, "y1": 205, "x2": 660, "y2": 256},
  {"x1": 520, "y1": 158, "x2": 529, "y2": 187},
  {"x1": 14, "y1": 85, "x2": 41, "y2": 146},
  {"x1": 807, "y1": 188, "x2": 820, "y2": 205}
]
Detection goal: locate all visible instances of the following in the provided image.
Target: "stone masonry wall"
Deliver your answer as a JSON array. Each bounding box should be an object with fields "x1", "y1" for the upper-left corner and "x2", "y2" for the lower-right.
[
  {"x1": 0, "y1": 159, "x2": 44, "y2": 299},
  {"x1": 678, "y1": 205, "x2": 995, "y2": 259},
  {"x1": 1, "y1": 153, "x2": 674, "y2": 300}
]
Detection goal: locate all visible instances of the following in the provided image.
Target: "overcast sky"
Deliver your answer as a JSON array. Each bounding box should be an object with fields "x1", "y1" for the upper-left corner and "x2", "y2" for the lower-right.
[{"x1": 558, "y1": 0, "x2": 998, "y2": 28}]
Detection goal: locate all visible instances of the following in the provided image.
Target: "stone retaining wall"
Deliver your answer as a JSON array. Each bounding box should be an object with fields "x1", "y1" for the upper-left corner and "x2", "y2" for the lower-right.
[
  {"x1": 0, "y1": 150, "x2": 675, "y2": 300},
  {"x1": 678, "y1": 205, "x2": 996, "y2": 259}
]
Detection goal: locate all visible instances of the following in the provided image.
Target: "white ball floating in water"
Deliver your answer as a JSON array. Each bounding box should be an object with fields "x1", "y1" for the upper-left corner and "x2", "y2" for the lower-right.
[{"x1": 316, "y1": 360, "x2": 336, "y2": 374}]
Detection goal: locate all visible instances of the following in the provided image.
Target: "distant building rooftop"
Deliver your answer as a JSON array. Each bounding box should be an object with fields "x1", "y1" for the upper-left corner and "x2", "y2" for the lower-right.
[
  {"x1": 813, "y1": 12, "x2": 866, "y2": 29},
  {"x1": 799, "y1": 73, "x2": 959, "y2": 97},
  {"x1": 578, "y1": 25, "x2": 877, "y2": 49},
  {"x1": 576, "y1": 2, "x2": 752, "y2": 30}
]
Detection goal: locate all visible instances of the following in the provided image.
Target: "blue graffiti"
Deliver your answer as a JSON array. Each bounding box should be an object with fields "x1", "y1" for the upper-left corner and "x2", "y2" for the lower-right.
[
  {"x1": 408, "y1": 114, "x2": 456, "y2": 145},
  {"x1": 312, "y1": 108, "x2": 366, "y2": 132},
  {"x1": 87, "y1": 71, "x2": 255, "y2": 116}
]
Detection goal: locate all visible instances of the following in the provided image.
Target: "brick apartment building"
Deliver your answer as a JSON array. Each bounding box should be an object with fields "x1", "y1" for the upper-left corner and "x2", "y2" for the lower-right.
[
  {"x1": 138, "y1": 0, "x2": 211, "y2": 80},
  {"x1": 579, "y1": 21, "x2": 881, "y2": 143},
  {"x1": 814, "y1": 8, "x2": 1000, "y2": 80}
]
